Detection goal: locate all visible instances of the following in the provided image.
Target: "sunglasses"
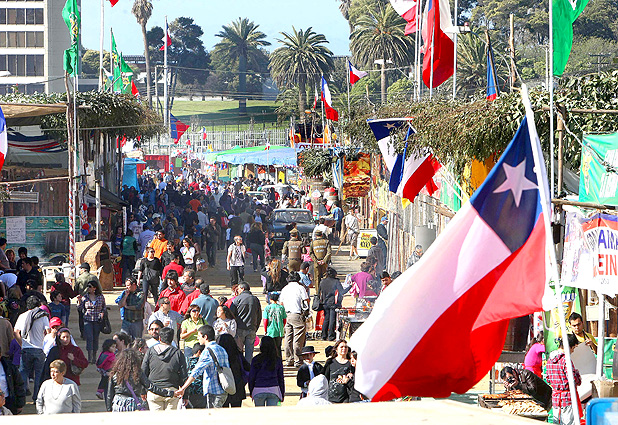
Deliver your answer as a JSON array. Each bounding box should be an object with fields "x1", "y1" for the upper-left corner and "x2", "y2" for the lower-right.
[{"x1": 191, "y1": 309, "x2": 200, "y2": 313}]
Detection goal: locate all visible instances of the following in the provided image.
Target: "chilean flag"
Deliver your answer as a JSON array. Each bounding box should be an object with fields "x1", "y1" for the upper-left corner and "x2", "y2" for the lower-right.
[
  {"x1": 353, "y1": 87, "x2": 550, "y2": 400},
  {"x1": 131, "y1": 80, "x2": 140, "y2": 98},
  {"x1": 170, "y1": 114, "x2": 189, "y2": 143},
  {"x1": 321, "y1": 76, "x2": 339, "y2": 121},
  {"x1": 0, "y1": 106, "x2": 7, "y2": 174},
  {"x1": 369, "y1": 118, "x2": 441, "y2": 200},
  {"x1": 422, "y1": 0, "x2": 455, "y2": 88},
  {"x1": 390, "y1": 0, "x2": 419, "y2": 35},
  {"x1": 160, "y1": 24, "x2": 172, "y2": 51},
  {"x1": 349, "y1": 61, "x2": 368, "y2": 85},
  {"x1": 108, "y1": 0, "x2": 119, "y2": 5},
  {"x1": 486, "y1": 42, "x2": 499, "y2": 101}
]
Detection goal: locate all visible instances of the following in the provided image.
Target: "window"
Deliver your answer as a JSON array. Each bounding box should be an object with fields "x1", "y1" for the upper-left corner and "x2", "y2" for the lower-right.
[
  {"x1": 25, "y1": 31, "x2": 43, "y2": 47},
  {"x1": 3, "y1": 8, "x2": 44, "y2": 25},
  {"x1": 0, "y1": 9, "x2": 5, "y2": 25},
  {"x1": 15, "y1": 8, "x2": 25, "y2": 25},
  {"x1": 34, "y1": 8, "x2": 42, "y2": 24},
  {"x1": 25, "y1": 8, "x2": 34, "y2": 24},
  {"x1": 0, "y1": 54, "x2": 43, "y2": 76},
  {"x1": 0, "y1": 33, "x2": 5, "y2": 48}
]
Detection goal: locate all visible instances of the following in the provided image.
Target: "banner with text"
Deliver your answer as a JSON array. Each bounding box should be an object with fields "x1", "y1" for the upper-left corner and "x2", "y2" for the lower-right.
[{"x1": 580, "y1": 133, "x2": 618, "y2": 205}]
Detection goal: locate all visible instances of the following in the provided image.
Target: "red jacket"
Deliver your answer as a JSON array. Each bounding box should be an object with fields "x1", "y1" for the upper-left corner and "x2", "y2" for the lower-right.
[
  {"x1": 179, "y1": 289, "x2": 200, "y2": 315},
  {"x1": 158, "y1": 286, "x2": 186, "y2": 313},
  {"x1": 162, "y1": 262, "x2": 184, "y2": 280}
]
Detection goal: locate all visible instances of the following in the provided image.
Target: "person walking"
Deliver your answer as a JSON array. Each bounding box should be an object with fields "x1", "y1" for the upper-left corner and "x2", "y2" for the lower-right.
[
  {"x1": 249, "y1": 336, "x2": 285, "y2": 407},
  {"x1": 323, "y1": 339, "x2": 352, "y2": 403},
  {"x1": 377, "y1": 216, "x2": 388, "y2": 264},
  {"x1": 227, "y1": 235, "x2": 246, "y2": 286},
  {"x1": 36, "y1": 360, "x2": 81, "y2": 414},
  {"x1": 263, "y1": 293, "x2": 286, "y2": 356},
  {"x1": 204, "y1": 218, "x2": 221, "y2": 267},
  {"x1": 282, "y1": 229, "x2": 303, "y2": 272},
  {"x1": 318, "y1": 268, "x2": 344, "y2": 342},
  {"x1": 192, "y1": 283, "x2": 219, "y2": 326},
  {"x1": 309, "y1": 230, "x2": 331, "y2": 292},
  {"x1": 141, "y1": 327, "x2": 188, "y2": 411},
  {"x1": 246, "y1": 223, "x2": 266, "y2": 272},
  {"x1": 280, "y1": 272, "x2": 309, "y2": 367},
  {"x1": 117, "y1": 277, "x2": 145, "y2": 339},
  {"x1": 79, "y1": 282, "x2": 106, "y2": 364},
  {"x1": 42, "y1": 328, "x2": 88, "y2": 387},
  {"x1": 120, "y1": 229, "x2": 138, "y2": 282},
  {"x1": 138, "y1": 248, "x2": 163, "y2": 302},
  {"x1": 14, "y1": 295, "x2": 49, "y2": 401},
  {"x1": 218, "y1": 333, "x2": 250, "y2": 408},
  {"x1": 0, "y1": 344, "x2": 25, "y2": 414},
  {"x1": 175, "y1": 325, "x2": 231, "y2": 408},
  {"x1": 230, "y1": 282, "x2": 261, "y2": 363},
  {"x1": 180, "y1": 305, "x2": 206, "y2": 358},
  {"x1": 344, "y1": 209, "x2": 360, "y2": 260}
]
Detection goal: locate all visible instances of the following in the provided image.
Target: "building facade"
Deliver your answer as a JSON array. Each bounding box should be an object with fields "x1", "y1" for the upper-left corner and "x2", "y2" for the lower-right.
[{"x1": 0, "y1": 0, "x2": 72, "y2": 94}]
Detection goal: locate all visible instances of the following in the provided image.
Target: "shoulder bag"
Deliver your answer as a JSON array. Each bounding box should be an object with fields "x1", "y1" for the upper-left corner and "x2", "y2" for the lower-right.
[
  {"x1": 100, "y1": 308, "x2": 112, "y2": 334},
  {"x1": 207, "y1": 347, "x2": 236, "y2": 395},
  {"x1": 126, "y1": 381, "x2": 148, "y2": 411}
]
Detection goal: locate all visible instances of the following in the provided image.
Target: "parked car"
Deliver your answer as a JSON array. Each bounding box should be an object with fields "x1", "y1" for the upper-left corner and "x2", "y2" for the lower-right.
[
  {"x1": 247, "y1": 191, "x2": 268, "y2": 203},
  {"x1": 268, "y1": 208, "x2": 315, "y2": 248}
]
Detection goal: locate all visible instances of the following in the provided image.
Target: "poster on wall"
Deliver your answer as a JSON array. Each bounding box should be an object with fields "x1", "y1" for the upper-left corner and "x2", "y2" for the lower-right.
[
  {"x1": 580, "y1": 133, "x2": 618, "y2": 205},
  {"x1": 6, "y1": 216, "x2": 26, "y2": 244},
  {"x1": 342, "y1": 153, "x2": 371, "y2": 199},
  {"x1": 357, "y1": 229, "x2": 377, "y2": 257}
]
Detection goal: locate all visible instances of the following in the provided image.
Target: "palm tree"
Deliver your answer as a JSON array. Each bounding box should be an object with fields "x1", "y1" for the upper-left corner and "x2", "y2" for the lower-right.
[
  {"x1": 269, "y1": 27, "x2": 334, "y2": 119},
  {"x1": 350, "y1": 4, "x2": 414, "y2": 104},
  {"x1": 132, "y1": 0, "x2": 153, "y2": 106},
  {"x1": 214, "y1": 18, "x2": 270, "y2": 115},
  {"x1": 455, "y1": 34, "x2": 487, "y2": 96}
]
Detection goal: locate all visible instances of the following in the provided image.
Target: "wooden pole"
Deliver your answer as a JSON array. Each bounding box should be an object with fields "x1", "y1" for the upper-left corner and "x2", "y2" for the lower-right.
[
  {"x1": 556, "y1": 105, "x2": 565, "y2": 195},
  {"x1": 509, "y1": 14, "x2": 516, "y2": 91}
]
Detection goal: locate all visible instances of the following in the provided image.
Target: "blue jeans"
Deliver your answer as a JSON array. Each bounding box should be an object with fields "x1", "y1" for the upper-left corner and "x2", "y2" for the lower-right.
[
  {"x1": 250, "y1": 243, "x2": 265, "y2": 271},
  {"x1": 121, "y1": 320, "x2": 143, "y2": 340},
  {"x1": 236, "y1": 328, "x2": 256, "y2": 363},
  {"x1": 84, "y1": 320, "x2": 101, "y2": 353},
  {"x1": 253, "y1": 392, "x2": 280, "y2": 406},
  {"x1": 20, "y1": 348, "x2": 45, "y2": 401}
]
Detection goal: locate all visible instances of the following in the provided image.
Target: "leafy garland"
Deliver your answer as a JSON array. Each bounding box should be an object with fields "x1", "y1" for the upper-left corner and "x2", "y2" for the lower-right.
[
  {"x1": 0, "y1": 91, "x2": 164, "y2": 141},
  {"x1": 326, "y1": 71, "x2": 618, "y2": 176}
]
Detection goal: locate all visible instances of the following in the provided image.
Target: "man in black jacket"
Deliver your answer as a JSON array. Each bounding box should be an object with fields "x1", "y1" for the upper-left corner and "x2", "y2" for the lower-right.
[
  {"x1": 141, "y1": 327, "x2": 188, "y2": 411},
  {"x1": 231, "y1": 282, "x2": 262, "y2": 363},
  {"x1": 0, "y1": 348, "x2": 25, "y2": 414},
  {"x1": 501, "y1": 366, "x2": 552, "y2": 409}
]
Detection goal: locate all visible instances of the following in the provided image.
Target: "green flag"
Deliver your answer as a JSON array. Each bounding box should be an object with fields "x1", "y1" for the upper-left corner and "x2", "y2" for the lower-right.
[
  {"x1": 62, "y1": 0, "x2": 80, "y2": 76},
  {"x1": 553, "y1": 0, "x2": 589, "y2": 76}
]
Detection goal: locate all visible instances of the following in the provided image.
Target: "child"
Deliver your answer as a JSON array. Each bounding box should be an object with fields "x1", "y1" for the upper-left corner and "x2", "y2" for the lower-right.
[
  {"x1": 262, "y1": 292, "x2": 286, "y2": 356},
  {"x1": 48, "y1": 291, "x2": 68, "y2": 326},
  {"x1": 186, "y1": 344, "x2": 206, "y2": 408},
  {"x1": 213, "y1": 305, "x2": 237, "y2": 338},
  {"x1": 296, "y1": 346, "x2": 324, "y2": 398},
  {"x1": 95, "y1": 339, "x2": 117, "y2": 400}
]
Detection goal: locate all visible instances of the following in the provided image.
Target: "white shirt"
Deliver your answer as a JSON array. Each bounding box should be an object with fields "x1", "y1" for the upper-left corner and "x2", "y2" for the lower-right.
[
  {"x1": 139, "y1": 229, "x2": 155, "y2": 256},
  {"x1": 197, "y1": 211, "x2": 208, "y2": 228},
  {"x1": 158, "y1": 181, "x2": 167, "y2": 191},
  {"x1": 15, "y1": 309, "x2": 50, "y2": 349},
  {"x1": 227, "y1": 244, "x2": 246, "y2": 267},
  {"x1": 0, "y1": 273, "x2": 17, "y2": 289},
  {"x1": 43, "y1": 333, "x2": 77, "y2": 355},
  {"x1": 181, "y1": 246, "x2": 196, "y2": 265},
  {"x1": 0, "y1": 362, "x2": 8, "y2": 398},
  {"x1": 128, "y1": 220, "x2": 143, "y2": 239},
  {"x1": 146, "y1": 338, "x2": 178, "y2": 348},
  {"x1": 312, "y1": 224, "x2": 331, "y2": 240},
  {"x1": 344, "y1": 214, "x2": 359, "y2": 233},
  {"x1": 280, "y1": 281, "x2": 308, "y2": 315}
]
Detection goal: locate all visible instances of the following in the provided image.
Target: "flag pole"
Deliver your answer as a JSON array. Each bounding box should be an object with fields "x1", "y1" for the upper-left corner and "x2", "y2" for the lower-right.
[
  {"x1": 549, "y1": 0, "x2": 555, "y2": 199},
  {"x1": 164, "y1": 16, "x2": 169, "y2": 129},
  {"x1": 429, "y1": 4, "x2": 435, "y2": 99},
  {"x1": 347, "y1": 61, "x2": 351, "y2": 117},
  {"x1": 110, "y1": 28, "x2": 113, "y2": 93},
  {"x1": 99, "y1": 0, "x2": 104, "y2": 90},
  {"x1": 523, "y1": 84, "x2": 579, "y2": 422},
  {"x1": 452, "y1": 0, "x2": 458, "y2": 100},
  {"x1": 415, "y1": 0, "x2": 422, "y2": 101}
]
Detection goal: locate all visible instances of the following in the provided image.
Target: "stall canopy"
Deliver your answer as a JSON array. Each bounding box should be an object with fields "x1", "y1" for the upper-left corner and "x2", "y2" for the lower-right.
[
  {"x1": 202, "y1": 145, "x2": 286, "y2": 164},
  {"x1": 123, "y1": 158, "x2": 145, "y2": 190},
  {"x1": 217, "y1": 147, "x2": 298, "y2": 167}
]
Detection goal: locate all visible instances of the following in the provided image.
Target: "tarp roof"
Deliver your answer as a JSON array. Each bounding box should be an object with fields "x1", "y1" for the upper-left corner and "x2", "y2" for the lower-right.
[
  {"x1": 5, "y1": 146, "x2": 67, "y2": 168},
  {"x1": 202, "y1": 145, "x2": 286, "y2": 163},
  {"x1": 217, "y1": 147, "x2": 298, "y2": 167},
  {"x1": 0, "y1": 103, "x2": 67, "y2": 126}
]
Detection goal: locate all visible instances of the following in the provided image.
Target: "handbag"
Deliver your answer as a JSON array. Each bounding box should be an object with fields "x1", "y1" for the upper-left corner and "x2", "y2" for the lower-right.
[
  {"x1": 311, "y1": 294, "x2": 323, "y2": 312},
  {"x1": 100, "y1": 308, "x2": 112, "y2": 334},
  {"x1": 69, "y1": 359, "x2": 84, "y2": 376},
  {"x1": 207, "y1": 347, "x2": 236, "y2": 395},
  {"x1": 126, "y1": 381, "x2": 148, "y2": 411}
]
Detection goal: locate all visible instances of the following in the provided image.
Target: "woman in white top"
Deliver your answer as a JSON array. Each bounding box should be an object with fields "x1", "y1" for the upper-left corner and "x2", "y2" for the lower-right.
[
  {"x1": 213, "y1": 305, "x2": 237, "y2": 338},
  {"x1": 180, "y1": 237, "x2": 196, "y2": 270},
  {"x1": 36, "y1": 360, "x2": 81, "y2": 414}
]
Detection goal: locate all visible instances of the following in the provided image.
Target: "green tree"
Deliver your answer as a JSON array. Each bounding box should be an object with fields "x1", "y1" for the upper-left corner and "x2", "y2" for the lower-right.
[
  {"x1": 269, "y1": 27, "x2": 334, "y2": 119},
  {"x1": 574, "y1": 0, "x2": 618, "y2": 41},
  {"x1": 169, "y1": 17, "x2": 210, "y2": 86},
  {"x1": 348, "y1": 0, "x2": 389, "y2": 27},
  {"x1": 350, "y1": 3, "x2": 414, "y2": 104},
  {"x1": 456, "y1": 34, "x2": 487, "y2": 96},
  {"x1": 81, "y1": 49, "x2": 110, "y2": 78},
  {"x1": 131, "y1": 0, "x2": 153, "y2": 106},
  {"x1": 213, "y1": 18, "x2": 271, "y2": 114},
  {"x1": 387, "y1": 76, "x2": 414, "y2": 101}
]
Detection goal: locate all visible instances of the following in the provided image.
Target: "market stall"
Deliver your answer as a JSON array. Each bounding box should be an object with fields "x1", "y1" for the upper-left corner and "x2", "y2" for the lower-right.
[
  {"x1": 337, "y1": 297, "x2": 376, "y2": 339},
  {"x1": 478, "y1": 391, "x2": 548, "y2": 421}
]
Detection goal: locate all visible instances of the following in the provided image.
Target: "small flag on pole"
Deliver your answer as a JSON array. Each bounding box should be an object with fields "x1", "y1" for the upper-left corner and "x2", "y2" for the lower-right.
[
  {"x1": 202, "y1": 127, "x2": 207, "y2": 141},
  {"x1": 108, "y1": 0, "x2": 119, "y2": 6},
  {"x1": 160, "y1": 23, "x2": 172, "y2": 51},
  {"x1": 170, "y1": 114, "x2": 189, "y2": 143},
  {"x1": 62, "y1": 0, "x2": 80, "y2": 76},
  {"x1": 349, "y1": 61, "x2": 368, "y2": 85},
  {"x1": 0, "y1": 106, "x2": 7, "y2": 173},
  {"x1": 264, "y1": 142, "x2": 271, "y2": 151},
  {"x1": 486, "y1": 39, "x2": 499, "y2": 101},
  {"x1": 321, "y1": 77, "x2": 339, "y2": 121},
  {"x1": 390, "y1": 0, "x2": 419, "y2": 35}
]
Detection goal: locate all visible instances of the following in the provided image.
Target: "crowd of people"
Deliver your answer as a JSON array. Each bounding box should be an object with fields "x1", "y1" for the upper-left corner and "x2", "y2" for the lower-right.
[{"x1": 0, "y1": 167, "x2": 409, "y2": 414}]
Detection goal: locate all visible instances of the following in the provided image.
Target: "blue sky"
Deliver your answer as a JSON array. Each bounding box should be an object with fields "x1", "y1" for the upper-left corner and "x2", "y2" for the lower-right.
[{"x1": 82, "y1": 0, "x2": 352, "y2": 56}]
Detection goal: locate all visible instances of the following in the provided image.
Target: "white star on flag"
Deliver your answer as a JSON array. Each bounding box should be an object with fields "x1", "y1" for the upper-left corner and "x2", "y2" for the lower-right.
[
  {"x1": 385, "y1": 123, "x2": 397, "y2": 129},
  {"x1": 492, "y1": 159, "x2": 537, "y2": 207}
]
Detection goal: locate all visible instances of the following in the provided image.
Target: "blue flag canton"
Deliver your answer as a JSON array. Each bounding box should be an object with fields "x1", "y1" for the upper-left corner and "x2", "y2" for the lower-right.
[
  {"x1": 367, "y1": 119, "x2": 410, "y2": 141},
  {"x1": 470, "y1": 117, "x2": 542, "y2": 253}
]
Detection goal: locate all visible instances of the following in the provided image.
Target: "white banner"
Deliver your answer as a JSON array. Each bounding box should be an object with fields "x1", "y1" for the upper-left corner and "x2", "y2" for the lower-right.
[{"x1": 561, "y1": 211, "x2": 618, "y2": 295}]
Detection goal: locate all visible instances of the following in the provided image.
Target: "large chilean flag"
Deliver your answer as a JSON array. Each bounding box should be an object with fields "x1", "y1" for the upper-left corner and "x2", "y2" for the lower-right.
[
  {"x1": 351, "y1": 88, "x2": 550, "y2": 400},
  {"x1": 389, "y1": 0, "x2": 419, "y2": 35},
  {"x1": 422, "y1": 0, "x2": 455, "y2": 88},
  {"x1": 0, "y1": 106, "x2": 7, "y2": 173}
]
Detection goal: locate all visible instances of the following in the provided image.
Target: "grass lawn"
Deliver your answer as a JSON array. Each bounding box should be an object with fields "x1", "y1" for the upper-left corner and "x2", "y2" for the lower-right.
[{"x1": 171, "y1": 99, "x2": 283, "y2": 131}]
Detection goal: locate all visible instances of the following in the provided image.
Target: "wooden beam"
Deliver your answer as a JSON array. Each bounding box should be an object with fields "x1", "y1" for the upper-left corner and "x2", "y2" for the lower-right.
[{"x1": 552, "y1": 198, "x2": 618, "y2": 211}]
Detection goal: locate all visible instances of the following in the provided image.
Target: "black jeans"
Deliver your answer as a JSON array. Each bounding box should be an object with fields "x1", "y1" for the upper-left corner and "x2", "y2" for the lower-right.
[
  {"x1": 230, "y1": 265, "x2": 244, "y2": 286},
  {"x1": 142, "y1": 278, "x2": 159, "y2": 301},
  {"x1": 322, "y1": 307, "x2": 337, "y2": 341},
  {"x1": 250, "y1": 243, "x2": 265, "y2": 271},
  {"x1": 206, "y1": 242, "x2": 217, "y2": 266}
]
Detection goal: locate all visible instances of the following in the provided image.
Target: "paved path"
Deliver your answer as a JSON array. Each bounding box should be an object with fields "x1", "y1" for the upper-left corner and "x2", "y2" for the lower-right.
[{"x1": 21, "y1": 242, "x2": 364, "y2": 413}]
